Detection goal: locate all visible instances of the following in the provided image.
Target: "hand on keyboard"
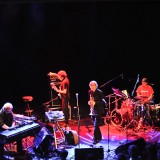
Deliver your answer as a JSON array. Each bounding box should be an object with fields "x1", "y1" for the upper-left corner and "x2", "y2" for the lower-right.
[{"x1": 8, "y1": 125, "x2": 18, "y2": 130}]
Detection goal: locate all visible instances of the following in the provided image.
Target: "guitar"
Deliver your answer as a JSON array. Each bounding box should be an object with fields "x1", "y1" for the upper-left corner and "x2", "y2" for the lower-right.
[{"x1": 50, "y1": 82, "x2": 62, "y2": 99}]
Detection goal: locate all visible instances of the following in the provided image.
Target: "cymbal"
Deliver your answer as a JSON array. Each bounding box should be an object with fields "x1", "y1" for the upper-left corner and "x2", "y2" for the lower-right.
[
  {"x1": 134, "y1": 96, "x2": 148, "y2": 100},
  {"x1": 112, "y1": 87, "x2": 119, "y2": 92},
  {"x1": 112, "y1": 88, "x2": 127, "y2": 98}
]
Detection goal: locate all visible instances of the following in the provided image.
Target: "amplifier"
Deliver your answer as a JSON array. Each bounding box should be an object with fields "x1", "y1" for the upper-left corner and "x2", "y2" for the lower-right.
[{"x1": 75, "y1": 148, "x2": 104, "y2": 160}]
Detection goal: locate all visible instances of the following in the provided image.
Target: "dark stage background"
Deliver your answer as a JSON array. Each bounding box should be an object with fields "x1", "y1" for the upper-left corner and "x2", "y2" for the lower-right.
[{"x1": 0, "y1": 1, "x2": 160, "y2": 118}]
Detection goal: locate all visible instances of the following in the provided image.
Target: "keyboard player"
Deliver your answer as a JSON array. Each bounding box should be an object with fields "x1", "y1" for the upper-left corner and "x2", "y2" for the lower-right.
[{"x1": 0, "y1": 102, "x2": 24, "y2": 159}]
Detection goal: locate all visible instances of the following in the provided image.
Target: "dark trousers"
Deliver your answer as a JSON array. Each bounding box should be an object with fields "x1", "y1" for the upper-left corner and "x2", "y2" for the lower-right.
[
  {"x1": 62, "y1": 99, "x2": 69, "y2": 125},
  {"x1": 92, "y1": 115, "x2": 102, "y2": 141}
]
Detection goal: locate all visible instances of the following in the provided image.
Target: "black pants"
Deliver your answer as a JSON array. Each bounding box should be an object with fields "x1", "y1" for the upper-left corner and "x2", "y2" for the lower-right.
[
  {"x1": 62, "y1": 99, "x2": 69, "y2": 125},
  {"x1": 92, "y1": 115, "x2": 102, "y2": 141}
]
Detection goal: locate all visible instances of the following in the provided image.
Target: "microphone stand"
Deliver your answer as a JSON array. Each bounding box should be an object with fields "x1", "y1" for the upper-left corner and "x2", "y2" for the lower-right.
[
  {"x1": 131, "y1": 74, "x2": 139, "y2": 97},
  {"x1": 43, "y1": 97, "x2": 58, "y2": 106},
  {"x1": 42, "y1": 97, "x2": 58, "y2": 111},
  {"x1": 99, "y1": 73, "x2": 123, "y2": 88},
  {"x1": 105, "y1": 95, "x2": 115, "y2": 159},
  {"x1": 76, "y1": 93, "x2": 81, "y2": 147}
]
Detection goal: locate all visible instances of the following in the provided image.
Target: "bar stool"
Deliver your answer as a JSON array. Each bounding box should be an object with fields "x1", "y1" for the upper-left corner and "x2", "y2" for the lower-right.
[
  {"x1": 22, "y1": 96, "x2": 33, "y2": 117},
  {"x1": 21, "y1": 96, "x2": 34, "y2": 149}
]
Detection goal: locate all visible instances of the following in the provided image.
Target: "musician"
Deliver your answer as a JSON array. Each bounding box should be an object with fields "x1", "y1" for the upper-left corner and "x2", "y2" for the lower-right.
[
  {"x1": 136, "y1": 77, "x2": 154, "y2": 119},
  {"x1": 0, "y1": 102, "x2": 24, "y2": 159},
  {"x1": 88, "y1": 80, "x2": 107, "y2": 144},
  {"x1": 50, "y1": 70, "x2": 70, "y2": 127}
]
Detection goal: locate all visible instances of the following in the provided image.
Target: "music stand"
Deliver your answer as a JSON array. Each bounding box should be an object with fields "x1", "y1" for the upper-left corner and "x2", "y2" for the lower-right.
[{"x1": 47, "y1": 72, "x2": 61, "y2": 108}]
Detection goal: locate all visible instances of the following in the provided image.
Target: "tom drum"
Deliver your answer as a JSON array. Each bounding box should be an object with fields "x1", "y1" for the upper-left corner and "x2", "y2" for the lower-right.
[{"x1": 121, "y1": 98, "x2": 135, "y2": 111}]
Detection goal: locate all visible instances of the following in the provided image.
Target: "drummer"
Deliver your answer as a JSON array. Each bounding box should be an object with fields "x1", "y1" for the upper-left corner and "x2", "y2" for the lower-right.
[
  {"x1": 136, "y1": 77, "x2": 154, "y2": 104},
  {"x1": 135, "y1": 77, "x2": 154, "y2": 119}
]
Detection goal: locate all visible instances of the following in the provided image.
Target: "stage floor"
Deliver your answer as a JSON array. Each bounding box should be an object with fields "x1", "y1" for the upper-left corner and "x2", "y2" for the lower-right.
[
  {"x1": 4, "y1": 117, "x2": 160, "y2": 160},
  {"x1": 56, "y1": 117, "x2": 160, "y2": 160}
]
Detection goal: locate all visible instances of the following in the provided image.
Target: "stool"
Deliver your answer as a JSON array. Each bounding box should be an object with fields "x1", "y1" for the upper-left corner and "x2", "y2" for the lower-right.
[{"x1": 22, "y1": 96, "x2": 33, "y2": 117}]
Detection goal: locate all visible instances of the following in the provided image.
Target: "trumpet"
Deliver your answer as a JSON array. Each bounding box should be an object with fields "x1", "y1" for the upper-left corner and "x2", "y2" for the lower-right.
[{"x1": 88, "y1": 95, "x2": 95, "y2": 116}]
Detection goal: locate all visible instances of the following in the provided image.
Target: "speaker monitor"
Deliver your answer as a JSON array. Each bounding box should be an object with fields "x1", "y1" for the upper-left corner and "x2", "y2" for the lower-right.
[
  {"x1": 75, "y1": 148, "x2": 104, "y2": 160},
  {"x1": 33, "y1": 127, "x2": 54, "y2": 156},
  {"x1": 115, "y1": 138, "x2": 146, "y2": 155}
]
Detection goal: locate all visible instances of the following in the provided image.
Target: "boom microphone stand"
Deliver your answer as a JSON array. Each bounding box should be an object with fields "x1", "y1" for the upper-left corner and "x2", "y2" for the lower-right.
[{"x1": 99, "y1": 73, "x2": 123, "y2": 88}]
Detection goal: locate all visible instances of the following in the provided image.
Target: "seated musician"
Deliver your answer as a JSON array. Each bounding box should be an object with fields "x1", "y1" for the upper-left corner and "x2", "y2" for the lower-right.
[
  {"x1": 136, "y1": 77, "x2": 154, "y2": 119},
  {"x1": 0, "y1": 102, "x2": 24, "y2": 159}
]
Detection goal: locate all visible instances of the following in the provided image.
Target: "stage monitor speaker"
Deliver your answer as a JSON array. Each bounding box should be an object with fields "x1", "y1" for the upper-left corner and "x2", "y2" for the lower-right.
[
  {"x1": 75, "y1": 148, "x2": 104, "y2": 160},
  {"x1": 33, "y1": 127, "x2": 54, "y2": 156},
  {"x1": 115, "y1": 138, "x2": 146, "y2": 155}
]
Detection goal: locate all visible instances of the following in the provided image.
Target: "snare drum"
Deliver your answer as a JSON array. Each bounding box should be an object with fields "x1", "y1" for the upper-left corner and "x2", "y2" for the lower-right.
[{"x1": 121, "y1": 98, "x2": 135, "y2": 111}]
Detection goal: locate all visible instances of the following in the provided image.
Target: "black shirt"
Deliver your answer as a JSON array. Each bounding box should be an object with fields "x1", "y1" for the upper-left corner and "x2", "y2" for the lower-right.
[
  {"x1": 88, "y1": 89, "x2": 106, "y2": 115},
  {"x1": 0, "y1": 109, "x2": 14, "y2": 132}
]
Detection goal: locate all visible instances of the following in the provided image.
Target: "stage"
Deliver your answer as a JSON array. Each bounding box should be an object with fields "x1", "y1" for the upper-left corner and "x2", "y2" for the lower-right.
[
  {"x1": 3, "y1": 117, "x2": 160, "y2": 160},
  {"x1": 62, "y1": 117, "x2": 160, "y2": 160}
]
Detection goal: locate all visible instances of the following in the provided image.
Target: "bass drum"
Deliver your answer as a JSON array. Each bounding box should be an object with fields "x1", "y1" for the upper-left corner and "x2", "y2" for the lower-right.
[
  {"x1": 111, "y1": 109, "x2": 132, "y2": 127},
  {"x1": 64, "y1": 130, "x2": 79, "y2": 145}
]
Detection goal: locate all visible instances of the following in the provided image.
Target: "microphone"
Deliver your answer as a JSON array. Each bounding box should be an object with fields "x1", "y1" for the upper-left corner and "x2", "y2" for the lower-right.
[
  {"x1": 122, "y1": 74, "x2": 123, "y2": 79},
  {"x1": 76, "y1": 93, "x2": 78, "y2": 99},
  {"x1": 150, "y1": 83, "x2": 154, "y2": 85}
]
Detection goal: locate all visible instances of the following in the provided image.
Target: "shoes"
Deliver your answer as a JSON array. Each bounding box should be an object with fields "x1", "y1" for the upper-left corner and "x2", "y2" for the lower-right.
[
  {"x1": 3, "y1": 155, "x2": 14, "y2": 160},
  {"x1": 93, "y1": 140, "x2": 97, "y2": 144},
  {"x1": 93, "y1": 139, "x2": 102, "y2": 144}
]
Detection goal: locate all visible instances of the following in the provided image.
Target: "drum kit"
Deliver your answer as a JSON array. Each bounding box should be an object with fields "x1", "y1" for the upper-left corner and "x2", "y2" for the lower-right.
[{"x1": 108, "y1": 88, "x2": 156, "y2": 131}]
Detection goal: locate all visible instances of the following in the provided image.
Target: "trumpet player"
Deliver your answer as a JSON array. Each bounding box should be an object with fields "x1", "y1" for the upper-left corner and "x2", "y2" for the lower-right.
[{"x1": 88, "y1": 80, "x2": 107, "y2": 144}]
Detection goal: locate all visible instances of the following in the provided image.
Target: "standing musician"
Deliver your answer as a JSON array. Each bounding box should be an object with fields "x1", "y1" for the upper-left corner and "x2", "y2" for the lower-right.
[
  {"x1": 88, "y1": 80, "x2": 107, "y2": 144},
  {"x1": 0, "y1": 102, "x2": 24, "y2": 159},
  {"x1": 50, "y1": 70, "x2": 70, "y2": 127},
  {"x1": 135, "y1": 77, "x2": 154, "y2": 122}
]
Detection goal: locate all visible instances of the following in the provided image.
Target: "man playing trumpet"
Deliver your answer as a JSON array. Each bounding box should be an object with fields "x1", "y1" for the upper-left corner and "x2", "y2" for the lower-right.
[{"x1": 88, "y1": 80, "x2": 107, "y2": 144}]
